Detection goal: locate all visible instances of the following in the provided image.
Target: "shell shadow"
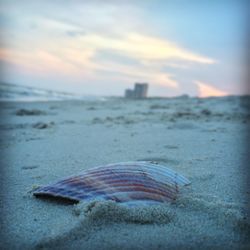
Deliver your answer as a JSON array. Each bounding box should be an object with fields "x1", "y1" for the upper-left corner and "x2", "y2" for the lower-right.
[{"x1": 34, "y1": 194, "x2": 78, "y2": 205}]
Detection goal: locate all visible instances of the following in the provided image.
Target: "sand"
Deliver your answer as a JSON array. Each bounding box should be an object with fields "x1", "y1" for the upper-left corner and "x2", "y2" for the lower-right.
[{"x1": 0, "y1": 96, "x2": 250, "y2": 249}]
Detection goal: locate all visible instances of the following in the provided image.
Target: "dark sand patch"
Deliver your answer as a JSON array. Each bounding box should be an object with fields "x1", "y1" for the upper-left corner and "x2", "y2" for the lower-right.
[
  {"x1": 164, "y1": 145, "x2": 179, "y2": 149},
  {"x1": 25, "y1": 137, "x2": 42, "y2": 142},
  {"x1": 150, "y1": 104, "x2": 169, "y2": 110},
  {"x1": 15, "y1": 109, "x2": 47, "y2": 116},
  {"x1": 32, "y1": 122, "x2": 55, "y2": 129},
  {"x1": 22, "y1": 165, "x2": 39, "y2": 170},
  {"x1": 137, "y1": 157, "x2": 180, "y2": 166},
  {"x1": 92, "y1": 116, "x2": 135, "y2": 125},
  {"x1": 61, "y1": 120, "x2": 76, "y2": 125},
  {"x1": 86, "y1": 106, "x2": 96, "y2": 110},
  {"x1": 32, "y1": 175, "x2": 45, "y2": 180},
  {"x1": 0, "y1": 123, "x2": 29, "y2": 130},
  {"x1": 169, "y1": 122, "x2": 198, "y2": 130}
]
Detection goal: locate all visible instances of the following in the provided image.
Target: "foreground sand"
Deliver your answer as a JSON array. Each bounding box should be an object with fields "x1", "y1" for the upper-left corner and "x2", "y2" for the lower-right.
[{"x1": 1, "y1": 96, "x2": 250, "y2": 249}]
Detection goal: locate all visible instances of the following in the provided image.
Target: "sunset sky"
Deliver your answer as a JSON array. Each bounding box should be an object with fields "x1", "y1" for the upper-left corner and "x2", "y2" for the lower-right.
[{"x1": 0, "y1": 0, "x2": 248, "y2": 97}]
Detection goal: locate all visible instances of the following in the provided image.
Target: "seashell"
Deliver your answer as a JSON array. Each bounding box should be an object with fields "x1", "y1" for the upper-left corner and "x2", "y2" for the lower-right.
[{"x1": 33, "y1": 161, "x2": 191, "y2": 205}]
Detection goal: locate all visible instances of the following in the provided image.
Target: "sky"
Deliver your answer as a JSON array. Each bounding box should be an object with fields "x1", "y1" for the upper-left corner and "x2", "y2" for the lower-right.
[{"x1": 0, "y1": 0, "x2": 248, "y2": 97}]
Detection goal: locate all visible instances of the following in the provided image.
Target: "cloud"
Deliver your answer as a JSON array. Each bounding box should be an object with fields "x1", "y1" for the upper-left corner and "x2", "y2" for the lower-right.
[
  {"x1": 79, "y1": 33, "x2": 216, "y2": 64},
  {"x1": 0, "y1": 48, "x2": 94, "y2": 76},
  {"x1": 195, "y1": 81, "x2": 228, "y2": 97},
  {"x1": 1, "y1": 28, "x2": 216, "y2": 90},
  {"x1": 88, "y1": 58, "x2": 179, "y2": 88},
  {"x1": 65, "y1": 30, "x2": 86, "y2": 37},
  {"x1": 0, "y1": 1, "x2": 218, "y2": 95}
]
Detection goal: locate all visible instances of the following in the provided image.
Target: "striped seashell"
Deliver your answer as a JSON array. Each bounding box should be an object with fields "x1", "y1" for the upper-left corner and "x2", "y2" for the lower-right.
[{"x1": 33, "y1": 161, "x2": 191, "y2": 205}]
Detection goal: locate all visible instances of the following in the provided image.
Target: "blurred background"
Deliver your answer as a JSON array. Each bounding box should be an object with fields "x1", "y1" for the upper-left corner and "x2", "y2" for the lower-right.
[{"x1": 0, "y1": 0, "x2": 249, "y2": 98}]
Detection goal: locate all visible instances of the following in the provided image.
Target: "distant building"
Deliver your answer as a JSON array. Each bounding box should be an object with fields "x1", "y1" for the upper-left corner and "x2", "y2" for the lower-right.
[
  {"x1": 134, "y1": 83, "x2": 148, "y2": 98},
  {"x1": 124, "y1": 83, "x2": 149, "y2": 98},
  {"x1": 125, "y1": 89, "x2": 134, "y2": 98}
]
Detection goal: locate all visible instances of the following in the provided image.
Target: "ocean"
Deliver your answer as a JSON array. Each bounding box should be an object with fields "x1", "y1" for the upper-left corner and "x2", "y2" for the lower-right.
[{"x1": 0, "y1": 82, "x2": 104, "y2": 102}]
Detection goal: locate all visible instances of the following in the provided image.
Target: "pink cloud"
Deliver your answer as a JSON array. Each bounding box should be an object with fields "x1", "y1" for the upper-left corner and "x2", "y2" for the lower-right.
[{"x1": 195, "y1": 81, "x2": 228, "y2": 97}]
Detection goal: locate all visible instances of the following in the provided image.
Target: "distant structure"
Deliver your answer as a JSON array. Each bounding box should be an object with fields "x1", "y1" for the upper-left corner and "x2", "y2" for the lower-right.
[
  {"x1": 125, "y1": 83, "x2": 148, "y2": 98},
  {"x1": 125, "y1": 89, "x2": 134, "y2": 98}
]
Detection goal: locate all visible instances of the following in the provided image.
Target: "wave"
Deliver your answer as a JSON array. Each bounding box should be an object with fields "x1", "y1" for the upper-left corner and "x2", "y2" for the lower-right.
[{"x1": 0, "y1": 82, "x2": 105, "y2": 102}]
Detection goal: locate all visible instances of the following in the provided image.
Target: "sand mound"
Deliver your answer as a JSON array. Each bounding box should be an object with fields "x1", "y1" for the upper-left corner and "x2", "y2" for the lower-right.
[
  {"x1": 74, "y1": 200, "x2": 174, "y2": 224},
  {"x1": 36, "y1": 201, "x2": 174, "y2": 249},
  {"x1": 36, "y1": 195, "x2": 249, "y2": 250},
  {"x1": 175, "y1": 193, "x2": 250, "y2": 233}
]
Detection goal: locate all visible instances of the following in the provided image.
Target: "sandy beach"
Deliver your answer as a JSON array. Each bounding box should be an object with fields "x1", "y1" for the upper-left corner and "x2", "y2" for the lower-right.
[{"x1": 1, "y1": 96, "x2": 250, "y2": 249}]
